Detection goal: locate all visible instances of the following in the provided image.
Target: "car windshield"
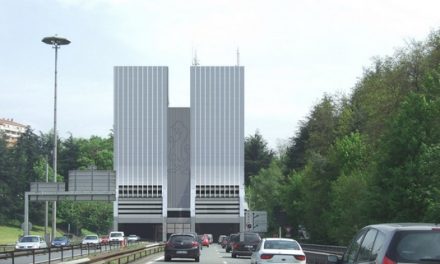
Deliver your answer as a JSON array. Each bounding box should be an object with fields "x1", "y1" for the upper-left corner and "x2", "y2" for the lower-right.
[
  {"x1": 170, "y1": 235, "x2": 194, "y2": 243},
  {"x1": 85, "y1": 236, "x2": 98, "y2": 240},
  {"x1": 389, "y1": 230, "x2": 440, "y2": 262},
  {"x1": 20, "y1": 236, "x2": 38, "y2": 242},
  {"x1": 264, "y1": 240, "x2": 300, "y2": 250},
  {"x1": 111, "y1": 233, "x2": 122, "y2": 237},
  {"x1": 54, "y1": 237, "x2": 66, "y2": 241}
]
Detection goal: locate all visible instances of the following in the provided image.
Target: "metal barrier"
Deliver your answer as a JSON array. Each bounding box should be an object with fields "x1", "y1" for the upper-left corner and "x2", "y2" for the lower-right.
[
  {"x1": 301, "y1": 244, "x2": 346, "y2": 264},
  {"x1": 85, "y1": 243, "x2": 164, "y2": 263},
  {"x1": 0, "y1": 242, "x2": 128, "y2": 264}
]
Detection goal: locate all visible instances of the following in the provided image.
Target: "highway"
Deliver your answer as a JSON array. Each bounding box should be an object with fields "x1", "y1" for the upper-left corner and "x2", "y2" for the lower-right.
[{"x1": 133, "y1": 243, "x2": 252, "y2": 264}]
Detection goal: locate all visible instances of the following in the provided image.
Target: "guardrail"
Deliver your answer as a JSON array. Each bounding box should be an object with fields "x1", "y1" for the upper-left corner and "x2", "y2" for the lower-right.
[
  {"x1": 301, "y1": 244, "x2": 347, "y2": 264},
  {"x1": 84, "y1": 243, "x2": 164, "y2": 263},
  {"x1": 0, "y1": 245, "x2": 14, "y2": 253},
  {"x1": 0, "y1": 241, "x2": 132, "y2": 264}
]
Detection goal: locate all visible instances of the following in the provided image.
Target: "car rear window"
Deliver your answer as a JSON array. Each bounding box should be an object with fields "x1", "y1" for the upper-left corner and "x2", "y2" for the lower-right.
[
  {"x1": 388, "y1": 230, "x2": 440, "y2": 262},
  {"x1": 170, "y1": 235, "x2": 194, "y2": 243},
  {"x1": 245, "y1": 233, "x2": 261, "y2": 242},
  {"x1": 264, "y1": 240, "x2": 300, "y2": 250}
]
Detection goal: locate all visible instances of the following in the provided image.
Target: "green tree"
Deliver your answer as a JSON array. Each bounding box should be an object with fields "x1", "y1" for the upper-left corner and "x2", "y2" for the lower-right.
[
  {"x1": 0, "y1": 133, "x2": 12, "y2": 224},
  {"x1": 244, "y1": 130, "x2": 274, "y2": 186},
  {"x1": 370, "y1": 93, "x2": 440, "y2": 222},
  {"x1": 326, "y1": 133, "x2": 371, "y2": 245},
  {"x1": 247, "y1": 160, "x2": 285, "y2": 232}
]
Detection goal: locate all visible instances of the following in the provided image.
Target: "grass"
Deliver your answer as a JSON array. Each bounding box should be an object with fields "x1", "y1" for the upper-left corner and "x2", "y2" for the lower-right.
[{"x1": 0, "y1": 224, "x2": 63, "y2": 245}]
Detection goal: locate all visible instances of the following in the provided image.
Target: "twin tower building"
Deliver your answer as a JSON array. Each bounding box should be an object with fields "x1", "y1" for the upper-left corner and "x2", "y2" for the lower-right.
[{"x1": 113, "y1": 65, "x2": 245, "y2": 241}]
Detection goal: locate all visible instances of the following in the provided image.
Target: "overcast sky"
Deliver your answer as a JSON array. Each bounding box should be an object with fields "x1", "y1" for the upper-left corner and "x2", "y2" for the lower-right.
[{"x1": 1, "y1": 0, "x2": 440, "y2": 149}]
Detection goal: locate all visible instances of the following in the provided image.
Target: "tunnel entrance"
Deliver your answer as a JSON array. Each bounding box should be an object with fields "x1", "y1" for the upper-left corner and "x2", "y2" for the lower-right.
[
  {"x1": 118, "y1": 223, "x2": 163, "y2": 242},
  {"x1": 195, "y1": 223, "x2": 240, "y2": 243}
]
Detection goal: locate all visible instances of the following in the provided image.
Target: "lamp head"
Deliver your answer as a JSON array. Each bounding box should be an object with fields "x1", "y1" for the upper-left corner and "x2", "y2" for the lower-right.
[{"x1": 42, "y1": 36, "x2": 70, "y2": 46}]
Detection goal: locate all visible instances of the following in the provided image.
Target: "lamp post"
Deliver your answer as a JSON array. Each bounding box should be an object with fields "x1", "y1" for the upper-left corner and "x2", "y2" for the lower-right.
[{"x1": 42, "y1": 35, "x2": 70, "y2": 241}]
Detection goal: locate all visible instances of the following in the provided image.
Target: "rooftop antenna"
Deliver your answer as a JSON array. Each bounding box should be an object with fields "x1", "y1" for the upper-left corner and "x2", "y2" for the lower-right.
[
  {"x1": 192, "y1": 49, "x2": 200, "y2": 66},
  {"x1": 236, "y1": 48, "x2": 240, "y2": 66}
]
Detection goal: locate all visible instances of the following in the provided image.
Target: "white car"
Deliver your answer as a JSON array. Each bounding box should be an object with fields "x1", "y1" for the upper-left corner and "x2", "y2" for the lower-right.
[
  {"x1": 251, "y1": 238, "x2": 306, "y2": 264},
  {"x1": 15, "y1": 235, "x2": 47, "y2": 250},
  {"x1": 127, "y1": 234, "x2": 140, "y2": 243},
  {"x1": 81, "y1": 235, "x2": 101, "y2": 248},
  {"x1": 109, "y1": 231, "x2": 125, "y2": 245}
]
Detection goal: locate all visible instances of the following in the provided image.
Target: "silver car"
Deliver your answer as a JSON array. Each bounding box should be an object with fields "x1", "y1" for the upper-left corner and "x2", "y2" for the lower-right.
[
  {"x1": 15, "y1": 235, "x2": 47, "y2": 250},
  {"x1": 81, "y1": 234, "x2": 101, "y2": 248},
  {"x1": 328, "y1": 223, "x2": 440, "y2": 264}
]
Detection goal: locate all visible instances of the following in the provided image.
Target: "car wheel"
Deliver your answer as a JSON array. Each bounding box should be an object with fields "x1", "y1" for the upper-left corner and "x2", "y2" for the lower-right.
[
  {"x1": 232, "y1": 253, "x2": 237, "y2": 258},
  {"x1": 195, "y1": 256, "x2": 200, "y2": 262},
  {"x1": 165, "y1": 256, "x2": 171, "y2": 261},
  {"x1": 226, "y1": 248, "x2": 230, "y2": 252}
]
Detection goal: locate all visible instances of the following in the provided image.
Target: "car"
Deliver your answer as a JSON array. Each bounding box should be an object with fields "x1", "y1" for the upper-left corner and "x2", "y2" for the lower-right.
[
  {"x1": 207, "y1": 234, "x2": 213, "y2": 244},
  {"x1": 200, "y1": 234, "x2": 210, "y2": 247},
  {"x1": 109, "y1": 231, "x2": 125, "y2": 245},
  {"x1": 226, "y1": 233, "x2": 238, "y2": 252},
  {"x1": 15, "y1": 235, "x2": 47, "y2": 250},
  {"x1": 164, "y1": 233, "x2": 201, "y2": 262},
  {"x1": 81, "y1": 234, "x2": 101, "y2": 248},
  {"x1": 218, "y1": 235, "x2": 227, "y2": 244},
  {"x1": 231, "y1": 232, "x2": 261, "y2": 258},
  {"x1": 251, "y1": 238, "x2": 306, "y2": 264},
  {"x1": 51, "y1": 236, "x2": 71, "y2": 247},
  {"x1": 127, "y1": 234, "x2": 140, "y2": 243},
  {"x1": 327, "y1": 223, "x2": 440, "y2": 264},
  {"x1": 100, "y1": 235, "x2": 109, "y2": 245},
  {"x1": 221, "y1": 235, "x2": 229, "y2": 248}
]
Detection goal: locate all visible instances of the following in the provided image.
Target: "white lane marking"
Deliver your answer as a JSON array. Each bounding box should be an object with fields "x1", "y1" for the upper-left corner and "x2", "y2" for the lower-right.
[{"x1": 144, "y1": 255, "x2": 163, "y2": 264}]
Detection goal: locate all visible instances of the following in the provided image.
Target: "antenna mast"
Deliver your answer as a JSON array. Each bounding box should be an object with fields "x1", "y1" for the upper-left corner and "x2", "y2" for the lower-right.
[
  {"x1": 236, "y1": 48, "x2": 240, "y2": 66},
  {"x1": 192, "y1": 50, "x2": 200, "y2": 66}
]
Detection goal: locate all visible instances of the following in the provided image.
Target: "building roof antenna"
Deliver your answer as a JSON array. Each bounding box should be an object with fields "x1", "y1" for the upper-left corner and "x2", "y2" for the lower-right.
[
  {"x1": 192, "y1": 49, "x2": 200, "y2": 66},
  {"x1": 236, "y1": 48, "x2": 240, "y2": 66}
]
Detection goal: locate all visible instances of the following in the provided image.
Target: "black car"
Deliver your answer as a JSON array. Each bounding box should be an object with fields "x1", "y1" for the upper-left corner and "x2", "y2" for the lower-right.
[
  {"x1": 164, "y1": 234, "x2": 201, "y2": 262},
  {"x1": 328, "y1": 223, "x2": 440, "y2": 264},
  {"x1": 231, "y1": 232, "x2": 261, "y2": 258},
  {"x1": 226, "y1": 233, "x2": 238, "y2": 252}
]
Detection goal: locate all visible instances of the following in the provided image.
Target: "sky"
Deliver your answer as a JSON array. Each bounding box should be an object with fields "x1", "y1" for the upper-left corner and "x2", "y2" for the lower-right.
[{"x1": 1, "y1": 0, "x2": 440, "y2": 149}]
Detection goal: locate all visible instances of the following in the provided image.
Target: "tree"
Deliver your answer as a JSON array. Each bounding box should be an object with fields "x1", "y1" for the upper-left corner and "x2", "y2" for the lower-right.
[
  {"x1": 0, "y1": 133, "x2": 12, "y2": 224},
  {"x1": 247, "y1": 160, "x2": 285, "y2": 232},
  {"x1": 370, "y1": 93, "x2": 440, "y2": 222},
  {"x1": 326, "y1": 133, "x2": 371, "y2": 245},
  {"x1": 244, "y1": 130, "x2": 274, "y2": 186}
]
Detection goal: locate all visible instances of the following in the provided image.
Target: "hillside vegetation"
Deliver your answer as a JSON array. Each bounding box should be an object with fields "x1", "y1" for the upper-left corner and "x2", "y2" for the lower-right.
[{"x1": 246, "y1": 29, "x2": 440, "y2": 245}]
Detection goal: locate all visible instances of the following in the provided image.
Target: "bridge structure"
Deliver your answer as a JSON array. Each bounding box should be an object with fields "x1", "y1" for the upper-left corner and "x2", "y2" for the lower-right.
[{"x1": 23, "y1": 170, "x2": 116, "y2": 235}]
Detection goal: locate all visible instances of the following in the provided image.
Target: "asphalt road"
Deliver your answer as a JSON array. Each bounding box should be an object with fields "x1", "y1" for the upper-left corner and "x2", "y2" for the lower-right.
[{"x1": 133, "y1": 244, "x2": 252, "y2": 264}]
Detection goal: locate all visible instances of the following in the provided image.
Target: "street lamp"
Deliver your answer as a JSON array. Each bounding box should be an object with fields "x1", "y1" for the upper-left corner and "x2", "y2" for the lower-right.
[{"x1": 42, "y1": 35, "x2": 70, "y2": 241}]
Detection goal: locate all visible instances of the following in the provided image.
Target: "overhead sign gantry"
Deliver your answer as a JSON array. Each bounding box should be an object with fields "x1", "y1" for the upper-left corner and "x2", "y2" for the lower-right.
[{"x1": 24, "y1": 170, "x2": 116, "y2": 235}]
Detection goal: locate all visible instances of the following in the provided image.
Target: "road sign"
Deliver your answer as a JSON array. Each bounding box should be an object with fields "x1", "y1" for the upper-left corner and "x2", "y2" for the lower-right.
[
  {"x1": 21, "y1": 221, "x2": 32, "y2": 231},
  {"x1": 245, "y1": 210, "x2": 267, "y2": 232}
]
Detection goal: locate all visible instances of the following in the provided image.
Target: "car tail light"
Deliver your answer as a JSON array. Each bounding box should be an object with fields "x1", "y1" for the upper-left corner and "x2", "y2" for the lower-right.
[
  {"x1": 233, "y1": 243, "x2": 240, "y2": 249},
  {"x1": 382, "y1": 256, "x2": 396, "y2": 264},
  {"x1": 192, "y1": 241, "x2": 199, "y2": 248},
  {"x1": 432, "y1": 227, "x2": 440, "y2": 231},
  {"x1": 260, "y1": 254, "x2": 273, "y2": 259},
  {"x1": 165, "y1": 242, "x2": 174, "y2": 249},
  {"x1": 295, "y1": 254, "x2": 306, "y2": 261}
]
